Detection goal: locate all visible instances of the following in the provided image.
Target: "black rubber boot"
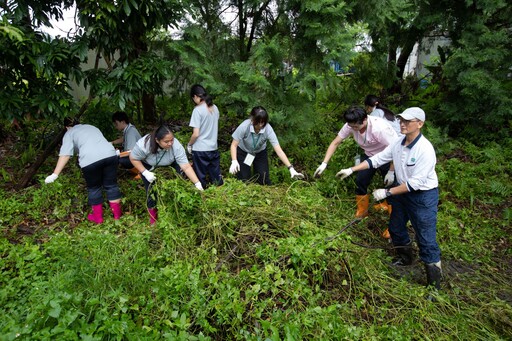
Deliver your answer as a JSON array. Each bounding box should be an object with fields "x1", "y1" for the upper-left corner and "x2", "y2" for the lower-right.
[
  {"x1": 425, "y1": 261, "x2": 442, "y2": 290},
  {"x1": 391, "y1": 243, "x2": 413, "y2": 266}
]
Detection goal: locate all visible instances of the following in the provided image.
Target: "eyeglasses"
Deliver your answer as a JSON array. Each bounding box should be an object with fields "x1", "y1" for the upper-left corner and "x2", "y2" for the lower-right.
[{"x1": 399, "y1": 118, "x2": 420, "y2": 125}]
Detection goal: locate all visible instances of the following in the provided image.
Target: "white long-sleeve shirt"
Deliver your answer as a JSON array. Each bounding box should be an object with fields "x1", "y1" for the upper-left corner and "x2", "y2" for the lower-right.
[{"x1": 368, "y1": 133, "x2": 438, "y2": 191}]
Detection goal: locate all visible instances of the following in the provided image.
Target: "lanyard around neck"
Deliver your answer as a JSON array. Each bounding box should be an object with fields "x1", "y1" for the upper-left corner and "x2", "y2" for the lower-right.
[
  {"x1": 155, "y1": 149, "x2": 167, "y2": 167},
  {"x1": 251, "y1": 132, "x2": 261, "y2": 152}
]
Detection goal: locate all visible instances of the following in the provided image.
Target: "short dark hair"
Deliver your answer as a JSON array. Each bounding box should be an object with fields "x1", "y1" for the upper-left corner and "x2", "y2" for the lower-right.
[
  {"x1": 343, "y1": 106, "x2": 367, "y2": 124},
  {"x1": 250, "y1": 106, "x2": 269, "y2": 127},
  {"x1": 63, "y1": 117, "x2": 79, "y2": 127},
  {"x1": 112, "y1": 111, "x2": 130, "y2": 124}
]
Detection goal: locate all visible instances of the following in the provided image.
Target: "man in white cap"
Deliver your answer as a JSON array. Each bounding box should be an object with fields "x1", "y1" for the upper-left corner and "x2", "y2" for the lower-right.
[{"x1": 336, "y1": 107, "x2": 442, "y2": 290}]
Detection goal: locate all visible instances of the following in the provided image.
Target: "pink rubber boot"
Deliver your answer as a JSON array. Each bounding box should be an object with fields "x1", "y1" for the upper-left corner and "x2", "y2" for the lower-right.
[
  {"x1": 148, "y1": 208, "x2": 158, "y2": 225},
  {"x1": 87, "y1": 204, "x2": 104, "y2": 224},
  {"x1": 109, "y1": 202, "x2": 122, "y2": 220}
]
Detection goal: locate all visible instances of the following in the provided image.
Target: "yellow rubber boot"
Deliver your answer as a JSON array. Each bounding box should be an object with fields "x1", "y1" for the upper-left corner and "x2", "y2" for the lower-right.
[
  {"x1": 379, "y1": 201, "x2": 392, "y2": 239},
  {"x1": 373, "y1": 199, "x2": 392, "y2": 214},
  {"x1": 355, "y1": 195, "x2": 370, "y2": 218}
]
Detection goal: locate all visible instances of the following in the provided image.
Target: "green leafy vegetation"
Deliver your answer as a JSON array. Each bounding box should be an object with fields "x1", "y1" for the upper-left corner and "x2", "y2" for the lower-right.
[
  {"x1": 1, "y1": 0, "x2": 511, "y2": 338},
  {"x1": 1, "y1": 136, "x2": 510, "y2": 340}
]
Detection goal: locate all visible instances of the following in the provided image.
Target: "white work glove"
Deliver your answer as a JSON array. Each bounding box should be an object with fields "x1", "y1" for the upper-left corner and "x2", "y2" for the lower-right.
[
  {"x1": 384, "y1": 170, "x2": 395, "y2": 186},
  {"x1": 335, "y1": 168, "x2": 353, "y2": 180},
  {"x1": 142, "y1": 169, "x2": 156, "y2": 183},
  {"x1": 229, "y1": 160, "x2": 240, "y2": 174},
  {"x1": 194, "y1": 182, "x2": 204, "y2": 191},
  {"x1": 289, "y1": 167, "x2": 305, "y2": 180},
  {"x1": 187, "y1": 144, "x2": 192, "y2": 154},
  {"x1": 373, "y1": 189, "x2": 388, "y2": 201},
  {"x1": 115, "y1": 149, "x2": 120, "y2": 156},
  {"x1": 314, "y1": 162, "x2": 328, "y2": 177},
  {"x1": 45, "y1": 173, "x2": 58, "y2": 184}
]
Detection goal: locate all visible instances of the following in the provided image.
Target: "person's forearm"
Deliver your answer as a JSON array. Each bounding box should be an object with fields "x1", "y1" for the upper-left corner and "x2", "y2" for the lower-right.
[
  {"x1": 111, "y1": 137, "x2": 124, "y2": 145},
  {"x1": 274, "y1": 145, "x2": 292, "y2": 168},
  {"x1": 188, "y1": 129, "x2": 200, "y2": 146},
  {"x1": 181, "y1": 163, "x2": 200, "y2": 184},
  {"x1": 323, "y1": 139, "x2": 341, "y2": 163},
  {"x1": 388, "y1": 183, "x2": 408, "y2": 196},
  {"x1": 230, "y1": 141, "x2": 239, "y2": 160},
  {"x1": 53, "y1": 155, "x2": 71, "y2": 175},
  {"x1": 350, "y1": 160, "x2": 370, "y2": 172},
  {"x1": 130, "y1": 158, "x2": 146, "y2": 173}
]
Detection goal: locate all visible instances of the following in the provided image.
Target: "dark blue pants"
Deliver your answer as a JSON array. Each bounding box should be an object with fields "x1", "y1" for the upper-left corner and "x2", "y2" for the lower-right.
[
  {"x1": 388, "y1": 188, "x2": 441, "y2": 263},
  {"x1": 82, "y1": 156, "x2": 122, "y2": 205},
  {"x1": 236, "y1": 147, "x2": 271, "y2": 185},
  {"x1": 356, "y1": 153, "x2": 391, "y2": 195},
  {"x1": 192, "y1": 150, "x2": 224, "y2": 188}
]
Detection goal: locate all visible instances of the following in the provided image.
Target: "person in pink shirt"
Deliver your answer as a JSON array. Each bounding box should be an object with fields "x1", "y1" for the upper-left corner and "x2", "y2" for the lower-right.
[{"x1": 314, "y1": 107, "x2": 399, "y2": 234}]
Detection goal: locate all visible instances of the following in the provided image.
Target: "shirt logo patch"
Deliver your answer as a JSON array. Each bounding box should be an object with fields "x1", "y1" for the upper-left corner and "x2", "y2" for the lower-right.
[{"x1": 410, "y1": 158, "x2": 416, "y2": 162}]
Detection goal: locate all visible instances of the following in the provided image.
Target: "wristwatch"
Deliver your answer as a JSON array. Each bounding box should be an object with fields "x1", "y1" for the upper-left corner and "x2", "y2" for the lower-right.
[{"x1": 386, "y1": 189, "x2": 392, "y2": 197}]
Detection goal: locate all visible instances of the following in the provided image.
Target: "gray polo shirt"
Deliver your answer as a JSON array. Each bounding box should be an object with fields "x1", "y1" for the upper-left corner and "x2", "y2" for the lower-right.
[
  {"x1": 231, "y1": 119, "x2": 279, "y2": 154},
  {"x1": 130, "y1": 134, "x2": 188, "y2": 168},
  {"x1": 123, "y1": 123, "x2": 142, "y2": 151},
  {"x1": 59, "y1": 124, "x2": 116, "y2": 168},
  {"x1": 189, "y1": 103, "x2": 219, "y2": 151}
]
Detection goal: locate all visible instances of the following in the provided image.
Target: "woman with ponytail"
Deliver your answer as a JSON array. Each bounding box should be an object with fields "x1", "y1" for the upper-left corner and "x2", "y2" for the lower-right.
[
  {"x1": 187, "y1": 84, "x2": 223, "y2": 189},
  {"x1": 364, "y1": 95, "x2": 401, "y2": 136}
]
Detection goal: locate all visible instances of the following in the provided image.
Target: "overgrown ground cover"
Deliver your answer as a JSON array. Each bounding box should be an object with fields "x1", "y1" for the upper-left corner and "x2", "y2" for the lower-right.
[{"x1": 0, "y1": 130, "x2": 511, "y2": 340}]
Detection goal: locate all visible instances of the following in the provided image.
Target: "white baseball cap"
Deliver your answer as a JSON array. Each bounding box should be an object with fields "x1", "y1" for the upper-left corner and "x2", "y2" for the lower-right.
[{"x1": 398, "y1": 107, "x2": 426, "y2": 121}]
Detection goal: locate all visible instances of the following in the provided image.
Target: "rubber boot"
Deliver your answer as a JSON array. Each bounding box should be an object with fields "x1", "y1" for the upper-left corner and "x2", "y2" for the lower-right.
[
  {"x1": 87, "y1": 204, "x2": 104, "y2": 224},
  {"x1": 382, "y1": 228, "x2": 391, "y2": 239},
  {"x1": 109, "y1": 202, "x2": 122, "y2": 220},
  {"x1": 391, "y1": 242, "x2": 413, "y2": 266},
  {"x1": 355, "y1": 195, "x2": 370, "y2": 218},
  {"x1": 425, "y1": 261, "x2": 442, "y2": 290},
  {"x1": 148, "y1": 208, "x2": 158, "y2": 225},
  {"x1": 371, "y1": 199, "x2": 393, "y2": 239},
  {"x1": 373, "y1": 199, "x2": 392, "y2": 214},
  {"x1": 129, "y1": 167, "x2": 141, "y2": 180}
]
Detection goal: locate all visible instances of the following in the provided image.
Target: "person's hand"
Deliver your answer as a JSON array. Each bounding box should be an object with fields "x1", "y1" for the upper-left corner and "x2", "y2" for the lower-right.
[
  {"x1": 384, "y1": 170, "x2": 395, "y2": 186},
  {"x1": 115, "y1": 149, "x2": 120, "y2": 156},
  {"x1": 187, "y1": 145, "x2": 192, "y2": 154},
  {"x1": 45, "y1": 173, "x2": 58, "y2": 184},
  {"x1": 289, "y1": 167, "x2": 305, "y2": 180},
  {"x1": 373, "y1": 189, "x2": 387, "y2": 201},
  {"x1": 314, "y1": 162, "x2": 327, "y2": 177},
  {"x1": 142, "y1": 170, "x2": 156, "y2": 183},
  {"x1": 229, "y1": 160, "x2": 240, "y2": 174},
  {"x1": 194, "y1": 182, "x2": 204, "y2": 191},
  {"x1": 335, "y1": 168, "x2": 353, "y2": 180}
]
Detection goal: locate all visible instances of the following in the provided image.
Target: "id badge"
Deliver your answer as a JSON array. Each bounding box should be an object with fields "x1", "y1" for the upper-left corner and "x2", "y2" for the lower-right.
[
  {"x1": 244, "y1": 153, "x2": 255, "y2": 166},
  {"x1": 354, "y1": 155, "x2": 361, "y2": 166}
]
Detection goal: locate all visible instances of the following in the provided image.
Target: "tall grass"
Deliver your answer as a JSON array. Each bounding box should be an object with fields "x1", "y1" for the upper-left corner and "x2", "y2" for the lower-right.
[{"x1": 0, "y1": 138, "x2": 511, "y2": 340}]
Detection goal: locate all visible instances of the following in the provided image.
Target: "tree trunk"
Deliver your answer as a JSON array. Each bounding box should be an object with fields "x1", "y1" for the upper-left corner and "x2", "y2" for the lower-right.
[
  {"x1": 142, "y1": 92, "x2": 157, "y2": 123},
  {"x1": 396, "y1": 41, "x2": 416, "y2": 80}
]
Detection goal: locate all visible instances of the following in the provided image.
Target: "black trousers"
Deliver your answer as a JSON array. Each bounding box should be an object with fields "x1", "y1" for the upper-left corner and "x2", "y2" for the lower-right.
[
  {"x1": 355, "y1": 153, "x2": 391, "y2": 195},
  {"x1": 82, "y1": 156, "x2": 122, "y2": 205},
  {"x1": 236, "y1": 147, "x2": 271, "y2": 185},
  {"x1": 192, "y1": 150, "x2": 224, "y2": 188}
]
